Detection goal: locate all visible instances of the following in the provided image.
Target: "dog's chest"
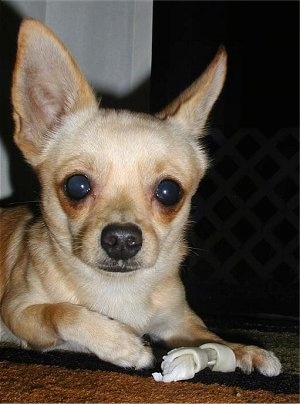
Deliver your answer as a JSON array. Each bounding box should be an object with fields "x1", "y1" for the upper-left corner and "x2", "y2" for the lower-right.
[{"x1": 82, "y1": 274, "x2": 154, "y2": 332}]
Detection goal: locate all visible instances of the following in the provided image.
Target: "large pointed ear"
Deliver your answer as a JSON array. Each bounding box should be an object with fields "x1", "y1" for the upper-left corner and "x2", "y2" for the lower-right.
[
  {"x1": 156, "y1": 47, "x2": 227, "y2": 137},
  {"x1": 12, "y1": 19, "x2": 98, "y2": 165}
]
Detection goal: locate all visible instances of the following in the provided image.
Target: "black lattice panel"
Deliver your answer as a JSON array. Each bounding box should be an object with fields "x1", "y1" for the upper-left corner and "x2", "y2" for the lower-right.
[{"x1": 187, "y1": 128, "x2": 298, "y2": 313}]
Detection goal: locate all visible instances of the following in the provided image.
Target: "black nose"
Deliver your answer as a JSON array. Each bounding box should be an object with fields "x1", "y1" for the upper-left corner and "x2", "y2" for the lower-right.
[{"x1": 101, "y1": 223, "x2": 143, "y2": 260}]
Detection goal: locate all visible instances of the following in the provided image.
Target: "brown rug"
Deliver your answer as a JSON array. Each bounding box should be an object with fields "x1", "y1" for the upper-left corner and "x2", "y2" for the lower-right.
[
  {"x1": 0, "y1": 360, "x2": 298, "y2": 403},
  {"x1": 1, "y1": 317, "x2": 299, "y2": 403}
]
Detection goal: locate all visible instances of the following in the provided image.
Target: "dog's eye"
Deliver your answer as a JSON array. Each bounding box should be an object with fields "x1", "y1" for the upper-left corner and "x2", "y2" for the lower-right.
[
  {"x1": 65, "y1": 174, "x2": 91, "y2": 201},
  {"x1": 155, "y1": 179, "x2": 182, "y2": 206}
]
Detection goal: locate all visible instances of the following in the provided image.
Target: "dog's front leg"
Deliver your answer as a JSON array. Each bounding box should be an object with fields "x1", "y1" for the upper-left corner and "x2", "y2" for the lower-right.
[
  {"x1": 151, "y1": 307, "x2": 281, "y2": 377},
  {"x1": 2, "y1": 302, "x2": 153, "y2": 369}
]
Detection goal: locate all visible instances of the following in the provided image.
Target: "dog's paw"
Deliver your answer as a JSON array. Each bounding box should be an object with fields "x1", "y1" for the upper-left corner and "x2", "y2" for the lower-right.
[
  {"x1": 234, "y1": 345, "x2": 281, "y2": 376},
  {"x1": 110, "y1": 332, "x2": 154, "y2": 370},
  {"x1": 96, "y1": 321, "x2": 154, "y2": 370}
]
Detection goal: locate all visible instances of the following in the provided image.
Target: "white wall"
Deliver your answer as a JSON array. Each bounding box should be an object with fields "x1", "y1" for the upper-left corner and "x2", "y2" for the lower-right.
[{"x1": 0, "y1": 0, "x2": 153, "y2": 199}]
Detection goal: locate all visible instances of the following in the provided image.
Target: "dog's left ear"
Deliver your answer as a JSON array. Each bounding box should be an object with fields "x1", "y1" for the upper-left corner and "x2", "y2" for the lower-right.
[
  {"x1": 156, "y1": 47, "x2": 227, "y2": 137},
  {"x1": 12, "y1": 19, "x2": 98, "y2": 166}
]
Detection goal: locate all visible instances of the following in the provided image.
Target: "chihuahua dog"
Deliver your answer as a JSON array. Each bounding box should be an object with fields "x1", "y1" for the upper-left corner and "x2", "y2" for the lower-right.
[{"x1": 0, "y1": 19, "x2": 281, "y2": 376}]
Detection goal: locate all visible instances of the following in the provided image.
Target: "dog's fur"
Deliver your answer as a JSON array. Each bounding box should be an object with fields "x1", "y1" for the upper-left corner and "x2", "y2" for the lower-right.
[{"x1": 0, "y1": 19, "x2": 281, "y2": 376}]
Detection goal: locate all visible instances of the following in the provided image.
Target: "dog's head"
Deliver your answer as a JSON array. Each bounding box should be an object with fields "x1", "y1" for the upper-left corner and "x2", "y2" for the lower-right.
[{"x1": 12, "y1": 19, "x2": 226, "y2": 274}]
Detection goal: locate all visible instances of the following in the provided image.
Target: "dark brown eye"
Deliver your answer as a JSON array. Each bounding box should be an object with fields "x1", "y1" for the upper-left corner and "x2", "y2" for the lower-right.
[
  {"x1": 155, "y1": 179, "x2": 182, "y2": 206},
  {"x1": 65, "y1": 174, "x2": 91, "y2": 201}
]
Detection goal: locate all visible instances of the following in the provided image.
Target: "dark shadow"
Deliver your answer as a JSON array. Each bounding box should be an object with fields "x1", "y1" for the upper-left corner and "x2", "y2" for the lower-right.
[
  {"x1": 0, "y1": 2, "x2": 151, "y2": 208},
  {"x1": 99, "y1": 80, "x2": 151, "y2": 113},
  {"x1": 0, "y1": 2, "x2": 40, "y2": 208}
]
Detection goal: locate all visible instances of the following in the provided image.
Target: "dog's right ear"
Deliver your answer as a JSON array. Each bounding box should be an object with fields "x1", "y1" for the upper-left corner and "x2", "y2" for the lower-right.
[
  {"x1": 156, "y1": 47, "x2": 227, "y2": 138},
  {"x1": 12, "y1": 19, "x2": 98, "y2": 166}
]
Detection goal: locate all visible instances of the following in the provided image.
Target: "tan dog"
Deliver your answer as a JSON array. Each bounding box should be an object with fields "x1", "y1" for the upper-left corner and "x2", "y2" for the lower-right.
[{"x1": 0, "y1": 19, "x2": 281, "y2": 376}]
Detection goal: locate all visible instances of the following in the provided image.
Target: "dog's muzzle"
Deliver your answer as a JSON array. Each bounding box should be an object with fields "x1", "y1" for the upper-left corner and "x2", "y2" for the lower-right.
[{"x1": 101, "y1": 223, "x2": 143, "y2": 262}]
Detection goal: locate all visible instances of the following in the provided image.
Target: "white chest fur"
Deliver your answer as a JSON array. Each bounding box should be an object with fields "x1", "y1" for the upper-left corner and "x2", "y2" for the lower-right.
[{"x1": 74, "y1": 268, "x2": 158, "y2": 333}]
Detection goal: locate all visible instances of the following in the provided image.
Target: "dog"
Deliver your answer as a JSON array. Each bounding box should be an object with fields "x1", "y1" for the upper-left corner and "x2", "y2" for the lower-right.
[{"x1": 0, "y1": 19, "x2": 281, "y2": 377}]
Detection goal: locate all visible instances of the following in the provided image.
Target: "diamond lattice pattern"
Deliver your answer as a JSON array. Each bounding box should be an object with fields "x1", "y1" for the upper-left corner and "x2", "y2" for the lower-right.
[{"x1": 187, "y1": 128, "x2": 298, "y2": 313}]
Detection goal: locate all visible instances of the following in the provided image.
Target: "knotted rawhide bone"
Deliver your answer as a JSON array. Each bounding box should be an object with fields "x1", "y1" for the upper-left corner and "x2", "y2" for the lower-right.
[{"x1": 152, "y1": 343, "x2": 236, "y2": 382}]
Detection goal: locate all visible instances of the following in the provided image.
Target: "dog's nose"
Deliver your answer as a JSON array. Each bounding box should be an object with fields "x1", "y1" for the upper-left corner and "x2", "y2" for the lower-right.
[{"x1": 101, "y1": 223, "x2": 142, "y2": 260}]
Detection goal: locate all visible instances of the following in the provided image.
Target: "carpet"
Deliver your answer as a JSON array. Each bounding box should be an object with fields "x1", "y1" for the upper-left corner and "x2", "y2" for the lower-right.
[{"x1": 0, "y1": 316, "x2": 299, "y2": 403}]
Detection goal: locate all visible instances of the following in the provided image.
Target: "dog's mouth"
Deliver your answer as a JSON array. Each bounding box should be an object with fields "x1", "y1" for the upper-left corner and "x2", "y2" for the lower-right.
[{"x1": 98, "y1": 259, "x2": 141, "y2": 273}]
